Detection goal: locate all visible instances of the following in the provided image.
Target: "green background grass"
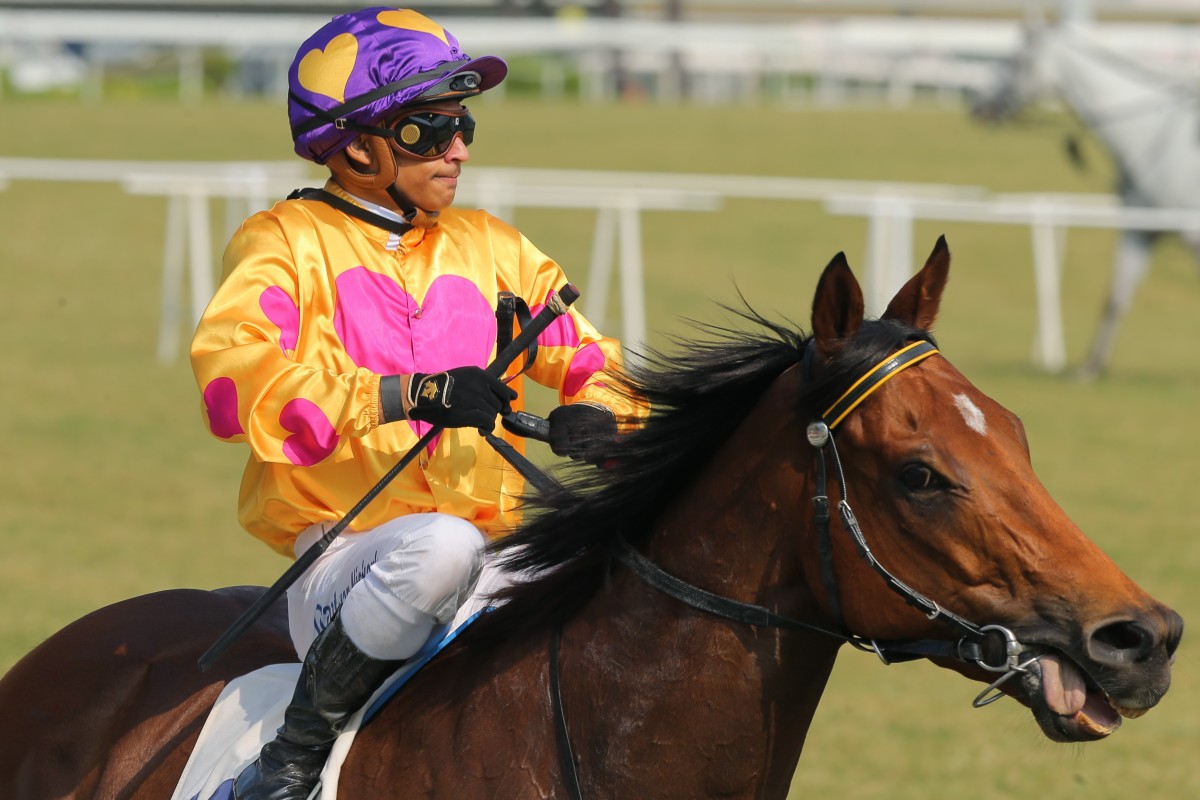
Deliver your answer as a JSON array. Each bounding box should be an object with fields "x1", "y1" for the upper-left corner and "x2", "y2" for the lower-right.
[{"x1": 1, "y1": 98, "x2": 1197, "y2": 798}]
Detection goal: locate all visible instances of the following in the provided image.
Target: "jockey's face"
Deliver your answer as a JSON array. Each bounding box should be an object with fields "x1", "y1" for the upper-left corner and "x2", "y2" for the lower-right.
[
  {"x1": 338, "y1": 98, "x2": 471, "y2": 214},
  {"x1": 387, "y1": 99, "x2": 471, "y2": 213}
]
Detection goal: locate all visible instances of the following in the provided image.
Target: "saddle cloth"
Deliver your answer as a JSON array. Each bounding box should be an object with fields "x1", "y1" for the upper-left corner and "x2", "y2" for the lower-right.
[{"x1": 171, "y1": 613, "x2": 480, "y2": 800}]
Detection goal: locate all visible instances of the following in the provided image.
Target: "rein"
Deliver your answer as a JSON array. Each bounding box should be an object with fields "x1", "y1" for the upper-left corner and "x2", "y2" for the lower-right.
[{"x1": 547, "y1": 339, "x2": 1037, "y2": 800}]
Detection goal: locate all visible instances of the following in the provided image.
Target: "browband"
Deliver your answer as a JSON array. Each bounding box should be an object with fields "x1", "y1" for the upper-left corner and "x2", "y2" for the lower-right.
[{"x1": 821, "y1": 340, "x2": 939, "y2": 429}]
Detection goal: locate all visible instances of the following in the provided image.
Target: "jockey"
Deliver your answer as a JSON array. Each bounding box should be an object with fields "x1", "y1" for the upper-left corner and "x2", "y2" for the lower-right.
[{"x1": 190, "y1": 7, "x2": 644, "y2": 799}]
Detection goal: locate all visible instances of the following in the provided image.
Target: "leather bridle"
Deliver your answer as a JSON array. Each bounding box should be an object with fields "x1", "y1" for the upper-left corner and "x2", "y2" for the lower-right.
[{"x1": 549, "y1": 339, "x2": 1038, "y2": 800}]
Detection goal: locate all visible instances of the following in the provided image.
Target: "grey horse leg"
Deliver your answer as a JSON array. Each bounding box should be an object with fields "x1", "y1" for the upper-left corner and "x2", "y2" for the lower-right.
[{"x1": 1078, "y1": 228, "x2": 1156, "y2": 380}]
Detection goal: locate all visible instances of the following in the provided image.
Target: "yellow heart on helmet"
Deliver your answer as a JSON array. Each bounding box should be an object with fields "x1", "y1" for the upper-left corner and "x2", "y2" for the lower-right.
[
  {"x1": 296, "y1": 33, "x2": 358, "y2": 103},
  {"x1": 375, "y1": 9, "x2": 450, "y2": 45}
]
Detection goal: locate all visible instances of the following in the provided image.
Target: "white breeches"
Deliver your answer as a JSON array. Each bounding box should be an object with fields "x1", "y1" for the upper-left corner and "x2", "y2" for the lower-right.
[{"x1": 287, "y1": 512, "x2": 502, "y2": 661}]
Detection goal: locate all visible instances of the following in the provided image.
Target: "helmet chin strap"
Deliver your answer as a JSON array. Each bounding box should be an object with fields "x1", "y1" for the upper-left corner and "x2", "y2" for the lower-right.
[
  {"x1": 385, "y1": 184, "x2": 440, "y2": 229},
  {"x1": 331, "y1": 136, "x2": 440, "y2": 227}
]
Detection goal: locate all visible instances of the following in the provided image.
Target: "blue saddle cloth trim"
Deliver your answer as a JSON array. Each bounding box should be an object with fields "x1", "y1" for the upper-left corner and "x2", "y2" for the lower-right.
[{"x1": 361, "y1": 608, "x2": 487, "y2": 724}]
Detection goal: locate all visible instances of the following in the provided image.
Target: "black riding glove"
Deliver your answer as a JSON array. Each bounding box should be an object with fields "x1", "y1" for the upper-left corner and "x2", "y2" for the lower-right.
[
  {"x1": 547, "y1": 402, "x2": 618, "y2": 464},
  {"x1": 382, "y1": 367, "x2": 517, "y2": 430}
]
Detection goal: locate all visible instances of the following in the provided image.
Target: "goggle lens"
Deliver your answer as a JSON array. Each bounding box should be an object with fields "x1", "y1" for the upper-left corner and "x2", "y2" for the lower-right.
[{"x1": 388, "y1": 110, "x2": 475, "y2": 159}]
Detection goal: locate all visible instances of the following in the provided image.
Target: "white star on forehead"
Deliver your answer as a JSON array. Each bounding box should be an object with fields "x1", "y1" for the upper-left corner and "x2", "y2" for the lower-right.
[{"x1": 953, "y1": 393, "x2": 987, "y2": 435}]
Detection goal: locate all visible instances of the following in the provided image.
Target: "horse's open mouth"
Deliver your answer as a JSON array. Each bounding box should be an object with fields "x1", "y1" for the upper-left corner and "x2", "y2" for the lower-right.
[{"x1": 1019, "y1": 650, "x2": 1145, "y2": 742}]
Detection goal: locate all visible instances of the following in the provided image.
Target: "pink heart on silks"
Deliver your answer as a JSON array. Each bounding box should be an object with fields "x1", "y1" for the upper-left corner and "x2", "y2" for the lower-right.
[
  {"x1": 202, "y1": 376, "x2": 245, "y2": 439},
  {"x1": 334, "y1": 270, "x2": 497, "y2": 450},
  {"x1": 280, "y1": 398, "x2": 339, "y2": 466},
  {"x1": 260, "y1": 286, "x2": 300, "y2": 353},
  {"x1": 528, "y1": 289, "x2": 582, "y2": 349},
  {"x1": 529, "y1": 290, "x2": 609, "y2": 398}
]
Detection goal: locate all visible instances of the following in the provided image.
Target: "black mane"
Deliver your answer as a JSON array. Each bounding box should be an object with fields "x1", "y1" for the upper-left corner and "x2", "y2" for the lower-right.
[{"x1": 462, "y1": 309, "x2": 932, "y2": 650}]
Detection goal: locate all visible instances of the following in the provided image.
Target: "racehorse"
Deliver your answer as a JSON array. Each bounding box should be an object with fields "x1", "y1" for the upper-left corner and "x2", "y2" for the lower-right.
[
  {"x1": 970, "y1": 20, "x2": 1200, "y2": 379},
  {"x1": 0, "y1": 238, "x2": 1182, "y2": 799}
]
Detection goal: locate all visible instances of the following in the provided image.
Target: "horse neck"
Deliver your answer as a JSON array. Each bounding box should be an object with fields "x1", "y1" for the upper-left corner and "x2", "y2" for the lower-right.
[
  {"x1": 572, "y1": 365, "x2": 841, "y2": 794},
  {"x1": 646, "y1": 364, "x2": 828, "y2": 630},
  {"x1": 1045, "y1": 32, "x2": 1200, "y2": 206}
]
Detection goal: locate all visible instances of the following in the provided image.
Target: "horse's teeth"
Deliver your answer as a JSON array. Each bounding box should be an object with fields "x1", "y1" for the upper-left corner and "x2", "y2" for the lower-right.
[{"x1": 1104, "y1": 693, "x2": 1148, "y2": 719}]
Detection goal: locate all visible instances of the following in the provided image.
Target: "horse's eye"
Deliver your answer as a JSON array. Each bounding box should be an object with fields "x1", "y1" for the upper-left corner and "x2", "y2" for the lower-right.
[{"x1": 899, "y1": 463, "x2": 939, "y2": 492}]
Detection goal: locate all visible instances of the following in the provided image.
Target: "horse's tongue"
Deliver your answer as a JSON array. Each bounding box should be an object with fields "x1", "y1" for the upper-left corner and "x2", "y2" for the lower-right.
[{"x1": 1039, "y1": 654, "x2": 1087, "y2": 716}]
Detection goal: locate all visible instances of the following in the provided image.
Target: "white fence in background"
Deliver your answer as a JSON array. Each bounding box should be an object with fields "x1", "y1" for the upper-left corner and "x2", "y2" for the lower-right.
[
  {"x1": 825, "y1": 192, "x2": 1200, "y2": 371},
  {"x1": 0, "y1": 11, "x2": 1022, "y2": 99},
  {"x1": 0, "y1": 157, "x2": 986, "y2": 364},
  {"x1": 7, "y1": 156, "x2": 1195, "y2": 372},
  {"x1": 466, "y1": 168, "x2": 984, "y2": 347},
  {"x1": 11, "y1": 11, "x2": 1200, "y2": 104},
  {"x1": 0, "y1": 158, "x2": 311, "y2": 361},
  {"x1": 121, "y1": 169, "x2": 725, "y2": 360},
  {"x1": 7, "y1": 9, "x2": 1200, "y2": 105}
]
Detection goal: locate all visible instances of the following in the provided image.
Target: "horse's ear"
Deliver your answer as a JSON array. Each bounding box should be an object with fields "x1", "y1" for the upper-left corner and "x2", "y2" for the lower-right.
[
  {"x1": 811, "y1": 251, "x2": 865, "y2": 354},
  {"x1": 881, "y1": 235, "x2": 951, "y2": 331}
]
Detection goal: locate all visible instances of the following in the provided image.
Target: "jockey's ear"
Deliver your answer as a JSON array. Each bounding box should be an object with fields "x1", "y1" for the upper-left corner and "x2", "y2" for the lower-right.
[
  {"x1": 342, "y1": 135, "x2": 378, "y2": 173},
  {"x1": 330, "y1": 134, "x2": 398, "y2": 193}
]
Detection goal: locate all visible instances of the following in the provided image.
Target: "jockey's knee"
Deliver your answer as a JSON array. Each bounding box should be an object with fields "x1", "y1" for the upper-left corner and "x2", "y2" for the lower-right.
[{"x1": 375, "y1": 515, "x2": 486, "y2": 624}]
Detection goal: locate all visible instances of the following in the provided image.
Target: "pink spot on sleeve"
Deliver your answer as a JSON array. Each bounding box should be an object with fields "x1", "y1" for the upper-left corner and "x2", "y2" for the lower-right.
[
  {"x1": 202, "y1": 377, "x2": 245, "y2": 439},
  {"x1": 563, "y1": 342, "x2": 607, "y2": 398},
  {"x1": 260, "y1": 286, "x2": 301, "y2": 352},
  {"x1": 279, "y1": 398, "x2": 339, "y2": 466},
  {"x1": 530, "y1": 290, "x2": 582, "y2": 349}
]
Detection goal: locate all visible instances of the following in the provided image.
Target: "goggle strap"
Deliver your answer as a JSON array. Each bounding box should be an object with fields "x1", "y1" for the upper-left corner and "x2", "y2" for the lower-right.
[
  {"x1": 295, "y1": 105, "x2": 466, "y2": 164},
  {"x1": 290, "y1": 60, "x2": 467, "y2": 138}
]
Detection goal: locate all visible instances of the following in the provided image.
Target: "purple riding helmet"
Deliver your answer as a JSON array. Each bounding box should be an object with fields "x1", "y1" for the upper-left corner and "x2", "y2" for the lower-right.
[{"x1": 288, "y1": 7, "x2": 507, "y2": 165}]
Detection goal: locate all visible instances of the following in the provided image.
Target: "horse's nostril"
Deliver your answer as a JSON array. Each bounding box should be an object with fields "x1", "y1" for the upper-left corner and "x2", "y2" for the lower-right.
[
  {"x1": 1089, "y1": 620, "x2": 1155, "y2": 665},
  {"x1": 1165, "y1": 611, "x2": 1184, "y2": 660}
]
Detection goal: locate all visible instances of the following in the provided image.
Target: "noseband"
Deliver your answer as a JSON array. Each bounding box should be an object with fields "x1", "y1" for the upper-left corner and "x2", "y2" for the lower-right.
[{"x1": 551, "y1": 339, "x2": 1036, "y2": 799}]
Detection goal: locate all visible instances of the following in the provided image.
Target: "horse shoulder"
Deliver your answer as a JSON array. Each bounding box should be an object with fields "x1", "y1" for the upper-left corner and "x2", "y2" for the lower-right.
[{"x1": 340, "y1": 631, "x2": 560, "y2": 796}]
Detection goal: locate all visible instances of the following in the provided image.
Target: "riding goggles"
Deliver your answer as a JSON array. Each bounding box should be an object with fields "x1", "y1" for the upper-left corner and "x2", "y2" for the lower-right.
[{"x1": 383, "y1": 109, "x2": 475, "y2": 160}]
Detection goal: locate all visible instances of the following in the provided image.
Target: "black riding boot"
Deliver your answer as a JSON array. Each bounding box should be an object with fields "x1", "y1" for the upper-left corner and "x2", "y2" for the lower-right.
[{"x1": 233, "y1": 615, "x2": 399, "y2": 800}]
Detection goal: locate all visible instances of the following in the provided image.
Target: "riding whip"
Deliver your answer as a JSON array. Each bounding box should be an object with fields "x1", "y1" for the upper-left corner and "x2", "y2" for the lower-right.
[{"x1": 198, "y1": 284, "x2": 580, "y2": 671}]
